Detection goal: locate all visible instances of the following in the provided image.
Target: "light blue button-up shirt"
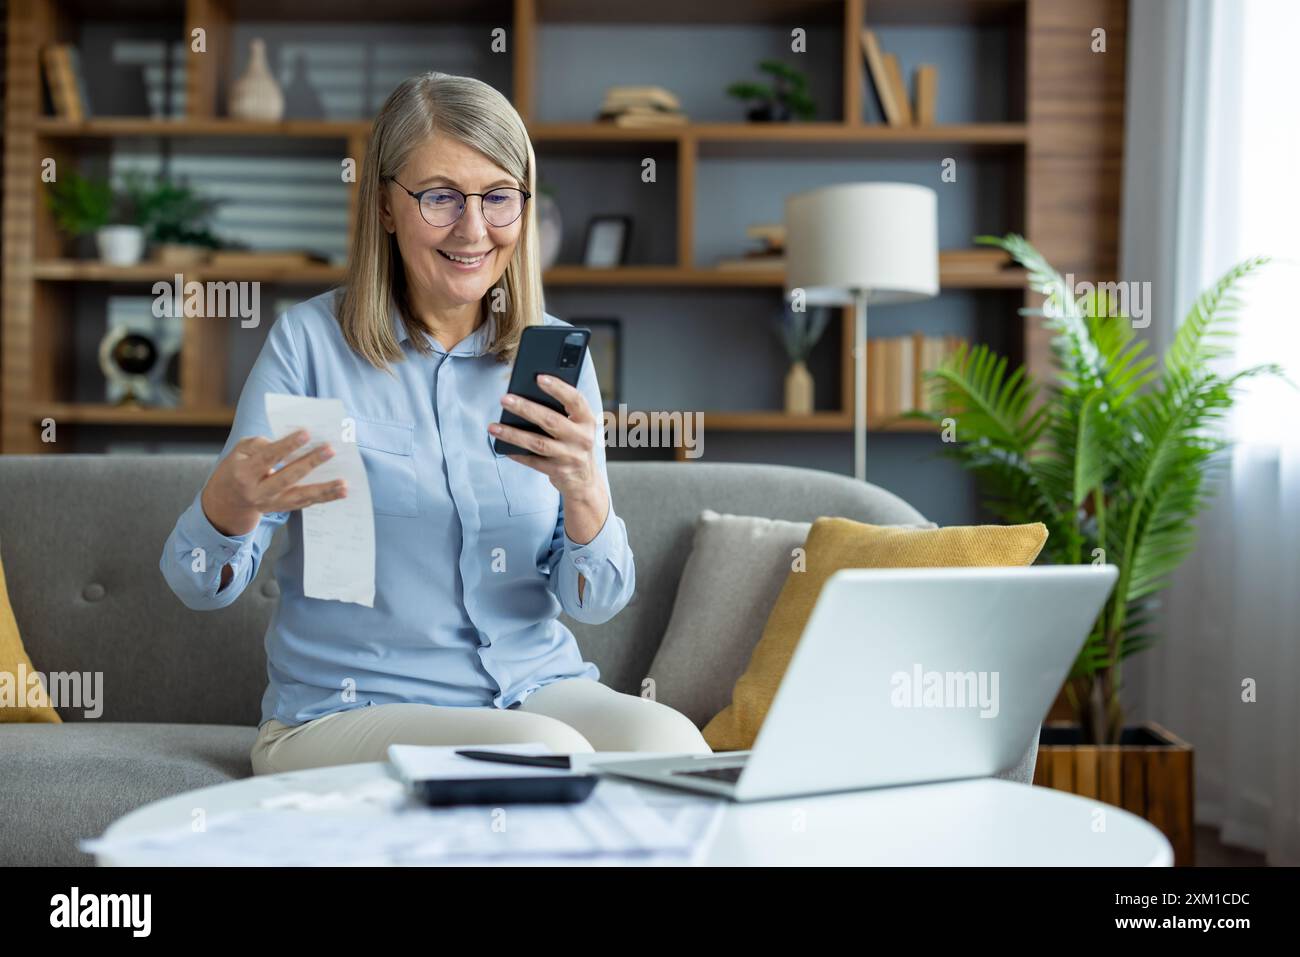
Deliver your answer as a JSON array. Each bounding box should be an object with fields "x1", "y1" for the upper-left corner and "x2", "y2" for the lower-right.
[{"x1": 160, "y1": 289, "x2": 635, "y2": 728}]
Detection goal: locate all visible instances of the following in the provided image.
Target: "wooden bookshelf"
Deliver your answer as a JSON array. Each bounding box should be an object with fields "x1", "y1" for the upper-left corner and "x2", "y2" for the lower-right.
[{"x1": 1, "y1": 0, "x2": 1128, "y2": 453}]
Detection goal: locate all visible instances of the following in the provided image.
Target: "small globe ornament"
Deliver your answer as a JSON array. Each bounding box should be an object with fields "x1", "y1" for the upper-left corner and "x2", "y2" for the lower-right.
[
  {"x1": 99, "y1": 327, "x2": 163, "y2": 406},
  {"x1": 111, "y1": 334, "x2": 158, "y2": 376}
]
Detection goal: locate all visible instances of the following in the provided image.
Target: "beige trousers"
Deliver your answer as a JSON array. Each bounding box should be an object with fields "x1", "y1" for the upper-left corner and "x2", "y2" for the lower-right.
[{"x1": 250, "y1": 677, "x2": 712, "y2": 775}]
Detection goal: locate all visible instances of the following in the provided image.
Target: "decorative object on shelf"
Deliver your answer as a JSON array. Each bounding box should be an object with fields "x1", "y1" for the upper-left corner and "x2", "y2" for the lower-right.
[
  {"x1": 773, "y1": 303, "x2": 830, "y2": 415},
  {"x1": 716, "y1": 222, "x2": 786, "y2": 270},
  {"x1": 919, "y1": 234, "x2": 1284, "y2": 749},
  {"x1": 937, "y1": 246, "x2": 1012, "y2": 279},
  {"x1": 229, "y1": 38, "x2": 285, "y2": 122},
  {"x1": 536, "y1": 184, "x2": 562, "y2": 271},
  {"x1": 41, "y1": 44, "x2": 90, "y2": 121},
  {"x1": 576, "y1": 318, "x2": 622, "y2": 410},
  {"x1": 127, "y1": 172, "x2": 225, "y2": 262},
  {"x1": 914, "y1": 64, "x2": 938, "y2": 126},
  {"x1": 99, "y1": 297, "x2": 182, "y2": 407},
  {"x1": 582, "y1": 215, "x2": 632, "y2": 268},
  {"x1": 785, "y1": 183, "x2": 939, "y2": 480},
  {"x1": 46, "y1": 171, "x2": 147, "y2": 265},
  {"x1": 859, "y1": 30, "x2": 910, "y2": 127},
  {"x1": 597, "y1": 85, "x2": 686, "y2": 127},
  {"x1": 204, "y1": 249, "x2": 329, "y2": 270},
  {"x1": 726, "y1": 59, "x2": 815, "y2": 122}
]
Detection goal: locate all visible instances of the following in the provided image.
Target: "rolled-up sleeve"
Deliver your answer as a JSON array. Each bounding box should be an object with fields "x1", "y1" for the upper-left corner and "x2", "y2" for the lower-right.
[
  {"x1": 544, "y1": 348, "x2": 636, "y2": 624},
  {"x1": 159, "y1": 311, "x2": 303, "y2": 609}
]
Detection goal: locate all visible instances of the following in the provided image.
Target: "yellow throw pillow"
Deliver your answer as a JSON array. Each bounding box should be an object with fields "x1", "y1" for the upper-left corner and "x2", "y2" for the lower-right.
[
  {"x1": 0, "y1": 547, "x2": 61, "y2": 723},
  {"x1": 702, "y1": 518, "x2": 1047, "y2": 751}
]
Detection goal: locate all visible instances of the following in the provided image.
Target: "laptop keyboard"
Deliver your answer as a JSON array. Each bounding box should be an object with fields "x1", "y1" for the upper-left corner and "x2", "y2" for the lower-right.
[{"x1": 670, "y1": 763, "x2": 746, "y2": 783}]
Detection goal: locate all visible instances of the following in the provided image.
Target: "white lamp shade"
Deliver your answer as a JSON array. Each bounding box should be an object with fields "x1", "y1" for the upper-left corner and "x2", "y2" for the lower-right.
[{"x1": 784, "y1": 182, "x2": 939, "y2": 306}]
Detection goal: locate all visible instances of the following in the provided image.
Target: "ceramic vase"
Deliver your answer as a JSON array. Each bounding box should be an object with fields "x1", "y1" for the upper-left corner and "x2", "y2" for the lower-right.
[
  {"x1": 784, "y1": 360, "x2": 814, "y2": 414},
  {"x1": 229, "y1": 39, "x2": 284, "y2": 122}
]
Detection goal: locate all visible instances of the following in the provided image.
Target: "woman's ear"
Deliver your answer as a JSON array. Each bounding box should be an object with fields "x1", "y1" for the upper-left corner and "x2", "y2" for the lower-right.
[{"x1": 377, "y1": 183, "x2": 397, "y2": 235}]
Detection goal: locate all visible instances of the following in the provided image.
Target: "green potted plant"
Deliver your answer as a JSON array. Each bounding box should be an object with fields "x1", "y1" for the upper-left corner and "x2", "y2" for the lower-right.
[
  {"x1": 46, "y1": 171, "x2": 146, "y2": 265},
  {"x1": 127, "y1": 171, "x2": 224, "y2": 265},
  {"x1": 916, "y1": 234, "x2": 1284, "y2": 863},
  {"x1": 727, "y1": 59, "x2": 816, "y2": 122}
]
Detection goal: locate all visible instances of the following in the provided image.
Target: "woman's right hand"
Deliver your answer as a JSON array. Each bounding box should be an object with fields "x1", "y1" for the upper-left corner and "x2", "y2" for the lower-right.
[{"x1": 200, "y1": 430, "x2": 348, "y2": 537}]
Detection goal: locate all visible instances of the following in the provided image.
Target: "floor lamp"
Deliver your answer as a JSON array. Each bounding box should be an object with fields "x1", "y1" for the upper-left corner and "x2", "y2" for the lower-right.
[{"x1": 784, "y1": 183, "x2": 939, "y2": 481}]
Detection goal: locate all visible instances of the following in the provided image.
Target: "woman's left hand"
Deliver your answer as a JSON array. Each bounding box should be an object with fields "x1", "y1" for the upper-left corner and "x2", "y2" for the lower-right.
[{"x1": 488, "y1": 374, "x2": 605, "y2": 507}]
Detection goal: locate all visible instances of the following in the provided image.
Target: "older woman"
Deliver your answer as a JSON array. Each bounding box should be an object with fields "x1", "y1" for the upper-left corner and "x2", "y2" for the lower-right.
[{"x1": 160, "y1": 72, "x2": 710, "y2": 774}]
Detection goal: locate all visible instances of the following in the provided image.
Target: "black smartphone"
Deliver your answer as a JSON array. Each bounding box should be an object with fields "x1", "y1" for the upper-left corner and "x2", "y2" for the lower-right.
[{"x1": 493, "y1": 325, "x2": 591, "y2": 456}]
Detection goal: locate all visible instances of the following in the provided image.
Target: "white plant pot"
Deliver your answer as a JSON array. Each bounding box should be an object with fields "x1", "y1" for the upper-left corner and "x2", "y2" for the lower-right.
[{"x1": 96, "y1": 225, "x2": 146, "y2": 266}]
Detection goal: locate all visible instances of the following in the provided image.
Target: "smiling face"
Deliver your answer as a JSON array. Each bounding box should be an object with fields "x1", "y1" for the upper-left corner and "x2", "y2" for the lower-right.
[{"x1": 379, "y1": 135, "x2": 524, "y2": 319}]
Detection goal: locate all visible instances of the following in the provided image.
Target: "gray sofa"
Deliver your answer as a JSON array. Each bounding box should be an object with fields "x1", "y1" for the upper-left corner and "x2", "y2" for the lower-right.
[{"x1": 0, "y1": 454, "x2": 1038, "y2": 865}]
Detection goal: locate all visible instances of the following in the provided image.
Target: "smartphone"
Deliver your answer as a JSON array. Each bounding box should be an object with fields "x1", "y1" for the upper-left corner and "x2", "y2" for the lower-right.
[{"x1": 493, "y1": 325, "x2": 590, "y2": 456}]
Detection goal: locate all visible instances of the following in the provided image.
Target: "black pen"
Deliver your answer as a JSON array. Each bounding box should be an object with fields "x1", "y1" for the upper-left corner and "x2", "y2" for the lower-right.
[{"x1": 454, "y1": 749, "x2": 572, "y2": 769}]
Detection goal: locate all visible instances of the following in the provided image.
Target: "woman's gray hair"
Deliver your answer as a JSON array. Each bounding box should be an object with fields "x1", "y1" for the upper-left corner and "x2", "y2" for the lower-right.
[{"x1": 338, "y1": 71, "x2": 542, "y2": 367}]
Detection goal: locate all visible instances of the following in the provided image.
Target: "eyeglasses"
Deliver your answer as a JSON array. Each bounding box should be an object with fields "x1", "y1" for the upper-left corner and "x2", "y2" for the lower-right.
[{"x1": 388, "y1": 177, "x2": 531, "y2": 228}]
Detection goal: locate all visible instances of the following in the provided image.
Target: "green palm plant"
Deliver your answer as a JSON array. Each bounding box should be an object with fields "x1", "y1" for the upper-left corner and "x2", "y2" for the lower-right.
[{"x1": 917, "y1": 234, "x2": 1283, "y2": 744}]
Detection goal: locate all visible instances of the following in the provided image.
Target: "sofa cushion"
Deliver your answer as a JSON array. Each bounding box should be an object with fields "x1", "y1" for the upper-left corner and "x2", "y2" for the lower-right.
[
  {"x1": 0, "y1": 545, "x2": 60, "y2": 724},
  {"x1": 647, "y1": 510, "x2": 935, "y2": 728},
  {"x1": 703, "y1": 518, "x2": 1049, "y2": 751},
  {"x1": 0, "y1": 723, "x2": 255, "y2": 865}
]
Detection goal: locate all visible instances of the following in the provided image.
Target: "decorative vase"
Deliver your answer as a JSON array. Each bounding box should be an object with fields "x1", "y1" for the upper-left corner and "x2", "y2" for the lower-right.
[
  {"x1": 537, "y1": 193, "x2": 562, "y2": 270},
  {"x1": 229, "y1": 39, "x2": 284, "y2": 122},
  {"x1": 784, "y1": 360, "x2": 814, "y2": 414},
  {"x1": 95, "y1": 225, "x2": 145, "y2": 265}
]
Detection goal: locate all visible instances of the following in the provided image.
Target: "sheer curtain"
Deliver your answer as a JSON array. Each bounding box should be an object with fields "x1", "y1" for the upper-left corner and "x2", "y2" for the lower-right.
[{"x1": 1122, "y1": 0, "x2": 1300, "y2": 865}]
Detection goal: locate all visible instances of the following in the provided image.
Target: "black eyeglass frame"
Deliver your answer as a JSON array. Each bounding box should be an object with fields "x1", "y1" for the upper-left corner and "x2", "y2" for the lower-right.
[{"x1": 387, "y1": 177, "x2": 532, "y2": 228}]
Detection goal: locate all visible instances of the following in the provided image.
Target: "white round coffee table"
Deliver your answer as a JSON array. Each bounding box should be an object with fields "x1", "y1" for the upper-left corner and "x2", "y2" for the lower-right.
[{"x1": 95, "y1": 759, "x2": 1173, "y2": 866}]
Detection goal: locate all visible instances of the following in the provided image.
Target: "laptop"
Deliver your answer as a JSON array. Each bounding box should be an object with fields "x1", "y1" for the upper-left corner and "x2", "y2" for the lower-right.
[{"x1": 595, "y1": 564, "x2": 1117, "y2": 801}]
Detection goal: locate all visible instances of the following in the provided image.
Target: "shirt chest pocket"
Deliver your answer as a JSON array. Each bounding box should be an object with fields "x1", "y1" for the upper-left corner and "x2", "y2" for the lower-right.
[
  {"x1": 489, "y1": 433, "x2": 560, "y2": 517},
  {"x1": 354, "y1": 416, "x2": 418, "y2": 517}
]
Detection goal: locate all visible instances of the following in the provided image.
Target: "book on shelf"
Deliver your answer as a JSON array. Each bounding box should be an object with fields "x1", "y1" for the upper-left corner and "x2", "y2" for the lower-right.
[
  {"x1": 859, "y1": 29, "x2": 907, "y2": 127},
  {"x1": 714, "y1": 254, "x2": 785, "y2": 270},
  {"x1": 42, "y1": 44, "x2": 90, "y2": 121},
  {"x1": 598, "y1": 85, "x2": 687, "y2": 126},
  {"x1": 204, "y1": 250, "x2": 331, "y2": 270},
  {"x1": 717, "y1": 222, "x2": 786, "y2": 269},
  {"x1": 601, "y1": 86, "x2": 681, "y2": 111},
  {"x1": 882, "y1": 53, "x2": 913, "y2": 126},
  {"x1": 867, "y1": 333, "x2": 968, "y2": 420},
  {"x1": 938, "y1": 247, "x2": 1014, "y2": 273},
  {"x1": 914, "y1": 65, "x2": 938, "y2": 126},
  {"x1": 745, "y1": 223, "x2": 786, "y2": 249},
  {"x1": 603, "y1": 111, "x2": 688, "y2": 127}
]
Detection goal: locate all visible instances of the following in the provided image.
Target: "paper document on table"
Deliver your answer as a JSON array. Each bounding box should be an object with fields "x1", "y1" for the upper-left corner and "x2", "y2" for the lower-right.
[
  {"x1": 265, "y1": 393, "x2": 375, "y2": 607},
  {"x1": 388, "y1": 742, "x2": 577, "y2": 782},
  {"x1": 80, "y1": 778, "x2": 724, "y2": 866}
]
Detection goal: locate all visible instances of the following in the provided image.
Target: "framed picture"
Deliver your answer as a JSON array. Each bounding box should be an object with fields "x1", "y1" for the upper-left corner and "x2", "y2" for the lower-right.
[
  {"x1": 582, "y1": 215, "x2": 632, "y2": 268},
  {"x1": 574, "y1": 318, "x2": 622, "y2": 411}
]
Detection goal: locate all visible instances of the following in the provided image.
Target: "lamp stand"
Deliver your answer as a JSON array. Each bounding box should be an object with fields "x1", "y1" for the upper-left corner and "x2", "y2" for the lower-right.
[{"x1": 853, "y1": 290, "x2": 869, "y2": 481}]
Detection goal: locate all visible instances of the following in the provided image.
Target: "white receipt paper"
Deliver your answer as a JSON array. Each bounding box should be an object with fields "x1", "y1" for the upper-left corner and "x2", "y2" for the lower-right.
[{"x1": 265, "y1": 393, "x2": 375, "y2": 607}]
